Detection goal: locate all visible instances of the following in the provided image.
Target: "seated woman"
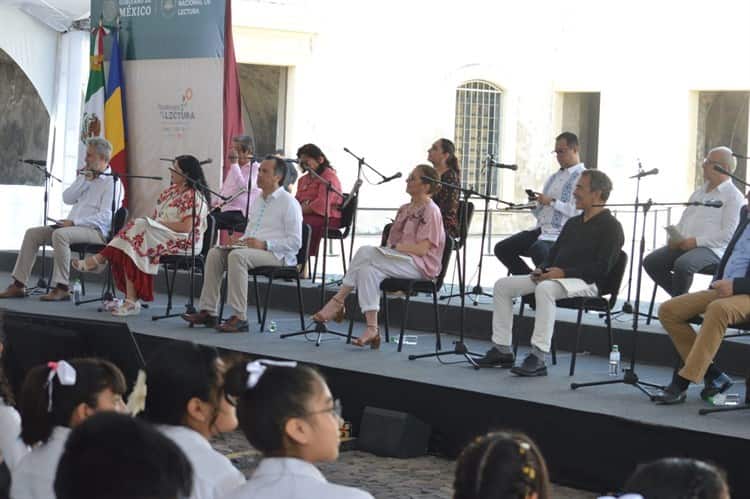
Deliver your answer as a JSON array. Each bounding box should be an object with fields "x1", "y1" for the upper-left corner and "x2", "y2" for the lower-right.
[
  {"x1": 141, "y1": 342, "x2": 245, "y2": 499},
  {"x1": 453, "y1": 431, "x2": 551, "y2": 499},
  {"x1": 73, "y1": 155, "x2": 211, "y2": 316},
  {"x1": 427, "y1": 138, "x2": 461, "y2": 239},
  {"x1": 312, "y1": 164, "x2": 445, "y2": 348},
  {"x1": 11, "y1": 358, "x2": 127, "y2": 499},
  {"x1": 212, "y1": 136, "x2": 260, "y2": 233},
  {"x1": 223, "y1": 360, "x2": 374, "y2": 499},
  {"x1": 295, "y1": 144, "x2": 343, "y2": 258}
]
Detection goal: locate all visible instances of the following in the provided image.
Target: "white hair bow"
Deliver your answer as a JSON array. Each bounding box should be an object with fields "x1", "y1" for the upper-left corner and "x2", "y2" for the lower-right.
[
  {"x1": 46, "y1": 360, "x2": 77, "y2": 412},
  {"x1": 246, "y1": 359, "x2": 298, "y2": 389}
]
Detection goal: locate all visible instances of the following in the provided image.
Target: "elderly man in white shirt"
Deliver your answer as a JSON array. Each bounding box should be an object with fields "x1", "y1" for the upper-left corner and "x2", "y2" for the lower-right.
[
  {"x1": 644, "y1": 146, "x2": 745, "y2": 297},
  {"x1": 183, "y1": 156, "x2": 303, "y2": 333},
  {"x1": 493, "y1": 132, "x2": 586, "y2": 275},
  {"x1": 0, "y1": 137, "x2": 117, "y2": 302}
]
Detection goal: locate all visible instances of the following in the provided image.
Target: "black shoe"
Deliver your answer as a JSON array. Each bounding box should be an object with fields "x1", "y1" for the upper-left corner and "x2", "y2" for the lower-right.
[
  {"x1": 653, "y1": 381, "x2": 687, "y2": 405},
  {"x1": 510, "y1": 353, "x2": 548, "y2": 377},
  {"x1": 475, "y1": 347, "x2": 515, "y2": 368},
  {"x1": 700, "y1": 372, "x2": 733, "y2": 402}
]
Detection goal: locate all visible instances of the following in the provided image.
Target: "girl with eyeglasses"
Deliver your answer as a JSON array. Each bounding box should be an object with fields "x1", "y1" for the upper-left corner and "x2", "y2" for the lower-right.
[
  {"x1": 223, "y1": 360, "x2": 374, "y2": 499},
  {"x1": 11, "y1": 358, "x2": 128, "y2": 499},
  {"x1": 140, "y1": 342, "x2": 244, "y2": 499},
  {"x1": 311, "y1": 163, "x2": 446, "y2": 348},
  {"x1": 453, "y1": 431, "x2": 551, "y2": 499}
]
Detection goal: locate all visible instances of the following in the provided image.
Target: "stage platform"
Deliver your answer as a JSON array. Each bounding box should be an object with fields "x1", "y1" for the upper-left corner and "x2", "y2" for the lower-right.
[{"x1": 1, "y1": 266, "x2": 749, "y2": 496}]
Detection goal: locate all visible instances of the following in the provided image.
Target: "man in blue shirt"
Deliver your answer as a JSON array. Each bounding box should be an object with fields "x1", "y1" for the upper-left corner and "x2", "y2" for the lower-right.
[{"x1": 654, "y1": 203, "x2": 750, "y2": 404}]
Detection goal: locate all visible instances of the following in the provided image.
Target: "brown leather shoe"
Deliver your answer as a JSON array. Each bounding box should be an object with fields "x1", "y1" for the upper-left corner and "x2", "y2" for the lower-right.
[
  {"x1": 182, "y1": 310, "x2": 218, "y2": 328},
  {"x1": 0, "y1": 284, "x2": 25, "y2": 299},
  {"x1": 216, "y1": 315, "x2": 249, "y2": 333},
  {"x1": 40, "y1": 288, "x2": 71, "y2": 302}
]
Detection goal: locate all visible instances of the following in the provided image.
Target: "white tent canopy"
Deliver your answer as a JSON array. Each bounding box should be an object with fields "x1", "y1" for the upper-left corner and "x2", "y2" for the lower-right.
[{"x1": 4, "y1": 0, "x2": 89, "y2": 32}]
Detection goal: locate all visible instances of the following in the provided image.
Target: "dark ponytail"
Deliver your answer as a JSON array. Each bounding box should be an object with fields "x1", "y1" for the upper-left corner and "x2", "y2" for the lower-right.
[
  {"x1": 175, "y1": 155, "x2": 212, "y2": 208},
  {"x1": 439, "y1": 138, "x2": 460, "y2": 174},
  {"x1": 19, "y1": 358, "x2": 126, "y2": 446},
  {"x1": 224, "y1": 361, "x2": 323, "y2": 456}
]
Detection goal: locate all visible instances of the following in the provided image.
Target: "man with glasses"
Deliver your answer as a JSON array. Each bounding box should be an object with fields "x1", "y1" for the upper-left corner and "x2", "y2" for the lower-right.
[
  {"x1": 644, "y1": 146, "x2": 745, "y2": 298},
  {"x1": 493, "y1": 132, "x2": 586, "y2": 276}
]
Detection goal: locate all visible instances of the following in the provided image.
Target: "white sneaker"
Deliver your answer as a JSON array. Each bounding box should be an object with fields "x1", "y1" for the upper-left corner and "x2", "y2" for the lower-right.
[
  {"x1": 111, "y1": 300, "x2": 141, "y2": 317},
  {"x1": 102, "y1": 298, "x2": 122, "y2": 312}
]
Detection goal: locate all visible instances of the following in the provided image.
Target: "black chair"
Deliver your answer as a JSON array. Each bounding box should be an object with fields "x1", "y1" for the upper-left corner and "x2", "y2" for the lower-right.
[
  {"x1": 441, "y1": 200, "x2": 474, "y2": 300},
  {"x1": 515, "y1": 250, "x2": 628, "y2": 376},
  {"x1": 152, "y1": 214, "x2": 217, "y2": 320},
  {"x1": 646, "y1": 263, "x2": 718, "y2": 325},
  {"x1": 312, "y1": 193, "x2": 358, "y2": 283},
  {"x1": 70, "y1": 206, "x2": 129, "y2": 299},
  {"x1": 346, "y1": 224, "x2": 453, "y2": 352},
  {"x1": 218, "y1": 223, "x2": 311, "y2": 332}
]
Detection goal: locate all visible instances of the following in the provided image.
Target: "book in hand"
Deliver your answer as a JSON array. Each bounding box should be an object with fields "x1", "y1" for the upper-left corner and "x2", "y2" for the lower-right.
[
  {"x1": 665, "y1": 225, "x2": 684, "y2": 243},
  {"x1": 376, "y1": 246, "x2": 412, "y2": 261}
]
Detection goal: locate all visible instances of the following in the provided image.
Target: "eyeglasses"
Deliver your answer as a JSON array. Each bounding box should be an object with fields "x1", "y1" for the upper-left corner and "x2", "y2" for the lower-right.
[{"x1": 305, "y1": 399, "x2": 342, "y2": 419}]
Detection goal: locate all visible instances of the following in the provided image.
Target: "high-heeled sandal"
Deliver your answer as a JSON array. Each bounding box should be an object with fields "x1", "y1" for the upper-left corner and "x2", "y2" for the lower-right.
[
  {"x1": 312, "y1": 296, "x2": 346, "y2": 323},
  {"x1": 353, "y1": 325, "x2": 381, "y2": 350},
  {"x1": 72, "y1": 255, "x2": 107, "y2": 274}
]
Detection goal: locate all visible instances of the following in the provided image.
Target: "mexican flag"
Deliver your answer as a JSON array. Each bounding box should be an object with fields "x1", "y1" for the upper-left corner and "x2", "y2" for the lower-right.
[{"x1": 79, "y1": 20, "x2": 108, "y2": 164}]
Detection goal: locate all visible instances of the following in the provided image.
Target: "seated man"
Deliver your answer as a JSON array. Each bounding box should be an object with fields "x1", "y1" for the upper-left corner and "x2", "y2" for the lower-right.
[
  {"x1": 652, "y1": 203, "x2": 750, "y2": 404},
  {"x1": 643, "y1": 146, "x2": 744, "y2": 297},
  {"x1": 0, "y1": 137, "x2": 117, "y2": 301},
  {"x1": 182, "y1": 156, "x2": 302, "y2": 333},
  {"x1": 477, "y1": 170, "x2": 624, "y2": 376},
  {"x1": 494, "y1": 132, "x2": 585, "y2": 275}
]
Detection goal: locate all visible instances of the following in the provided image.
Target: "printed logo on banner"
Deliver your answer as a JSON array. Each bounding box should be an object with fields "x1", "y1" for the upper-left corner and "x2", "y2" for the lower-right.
[
  {"x1": 158, "y1": 88, "x2": 196, "y2": 139},
  {"x1": 161, "y1": 0, "x2": 177, "y2": 18}
]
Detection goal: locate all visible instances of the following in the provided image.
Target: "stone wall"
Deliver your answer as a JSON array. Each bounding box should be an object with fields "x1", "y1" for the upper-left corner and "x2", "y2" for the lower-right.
[{"x1": 0, "y1": 49, "x2": 49, "y2": 186}]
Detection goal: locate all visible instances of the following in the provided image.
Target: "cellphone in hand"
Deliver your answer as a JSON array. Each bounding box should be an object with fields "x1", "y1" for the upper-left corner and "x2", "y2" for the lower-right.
[{"x1": 525, "y1": 189, "x2": 537, "y2": 200}]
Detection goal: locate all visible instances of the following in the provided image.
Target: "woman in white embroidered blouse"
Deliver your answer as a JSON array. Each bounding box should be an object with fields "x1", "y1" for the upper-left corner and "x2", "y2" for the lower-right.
[
  {"x1": 223, "y1": 360, "x2": 374, "y2": 499},
  {"x1": 140, "y1": 342, "x2": 245, "y2": 499},
  {"x1": 10, "y1": 358, "x2": 128, "y2": 499}
]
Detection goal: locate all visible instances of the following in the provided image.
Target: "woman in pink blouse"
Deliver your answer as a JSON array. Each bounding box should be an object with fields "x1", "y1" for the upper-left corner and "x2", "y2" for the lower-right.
[
  {"x1": 295, "y1": 144, "x2": 343, "y2": 256},
  {"x1": 312, "y1": 164, "x2": 445, "y2": 348}
]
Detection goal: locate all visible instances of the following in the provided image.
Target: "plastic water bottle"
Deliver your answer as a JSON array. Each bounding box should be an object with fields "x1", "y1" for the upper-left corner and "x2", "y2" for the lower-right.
[
  {"x1": 608, "y1": 345, "x2": 621, "y2": 376},
  {"x1": 72, "y1": 279, "x2": 82, "y2": 303},
  {"x1": 268, "y1": 321, "x2": 277, "y2": 333}
]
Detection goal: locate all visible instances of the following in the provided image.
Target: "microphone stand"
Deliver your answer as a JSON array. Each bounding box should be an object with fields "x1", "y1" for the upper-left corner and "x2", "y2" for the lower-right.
[
  {"x1": 342, "y1": 147, "x2": 399, "y2": 268},
  {"x1": 613, "y1": 162, "x2": 655, "y2": 318},
  {"x1": 571, "y1": 199, "x2": 723, "y2": 398},
  {"x1": 462, "y1": 153, "x2": 515, "y2": 305},
  {"x1": 282, "y1": 166, "x2": 350, "y2": 345},
  {"x1": 74, "y1": 171, "x2": 162, "y2": 307},
  {"x1": 408, "y1": 176, "x2": 485, "y2": 368},
  {"x1": 153, "y1": 166, "x2": 221, "y2": 320},
  {"x1": 24, "y1": 161, "x2": 62, "y2": 294}
]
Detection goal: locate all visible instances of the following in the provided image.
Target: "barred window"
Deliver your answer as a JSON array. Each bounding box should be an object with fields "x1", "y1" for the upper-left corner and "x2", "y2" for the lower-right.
[{"x1": 454, "y1": 81, "x2": 502, "y2": 196}]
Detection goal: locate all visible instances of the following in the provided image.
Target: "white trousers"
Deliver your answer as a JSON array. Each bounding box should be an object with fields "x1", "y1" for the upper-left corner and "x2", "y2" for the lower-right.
[
  {"x1": 343, "y1": 246, "x2": 423, "y2": 313},
  {"x1": 198, "y1": 247, "x2": 282, "y2": 320},
  {"x1": 12, "y1": 225, "x2": 105, "y2": 287},
  {"x1": 492, "y1": 275, "x2": 598, "y2": 353}
]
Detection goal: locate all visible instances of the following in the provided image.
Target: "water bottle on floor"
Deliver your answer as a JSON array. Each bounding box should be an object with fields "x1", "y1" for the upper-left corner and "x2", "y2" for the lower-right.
[
  {"x1": 608, "y1": 345, "x2": 620, "y2": 376},
  {"x1": 269, "y1": 321, "x2": 277, "y2": 333},
  {"x1": 72, "y1": 279, "x2": 82, "y2": 303}
]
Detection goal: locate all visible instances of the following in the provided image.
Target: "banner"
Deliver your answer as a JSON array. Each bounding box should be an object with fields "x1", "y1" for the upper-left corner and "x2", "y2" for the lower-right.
[{"x1": 92, "y1": 0, "x2": 225, "y2": 60}]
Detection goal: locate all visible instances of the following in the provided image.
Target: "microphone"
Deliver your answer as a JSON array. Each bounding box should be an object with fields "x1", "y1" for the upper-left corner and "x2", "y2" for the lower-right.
[
  {"x1": 732, "y1": 153, "x2": 750, "y2": 160},
  {"x1": 199, "y1": 158, "x2": 212, "y2": 165},
  {"x1": 20, "y1": 159, "x2": 47, "y2": 166},
  {"x1": 377, "y1": 172, "x2": 403, "y2": 185},
  {"x1": 713, "y1": 164, "x2": 732, "y2": 176},
  {"x1": 487, "y1": 160, "x2": 518, "y2": 171},
  {"x1": 703, "y1": 200, "x2": 723, "y2": 208},
  {"x1": 629, "y1": 168, "x2": 659, "y2": 179}
]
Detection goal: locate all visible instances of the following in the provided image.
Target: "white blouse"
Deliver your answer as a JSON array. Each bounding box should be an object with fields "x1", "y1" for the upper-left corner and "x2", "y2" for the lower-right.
[
  {"x1": 0, "y1": 398, "x2": 29, "y2": 471},
  {"x1": 158, "y1": 425, "x2": 245, "y2": 499},
  {"x1": 10, "y1": 426, "x2": 70, "y2": 499},
  {"x1": 224, "y1": 457, "x2": 374, "y2": 499}
]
